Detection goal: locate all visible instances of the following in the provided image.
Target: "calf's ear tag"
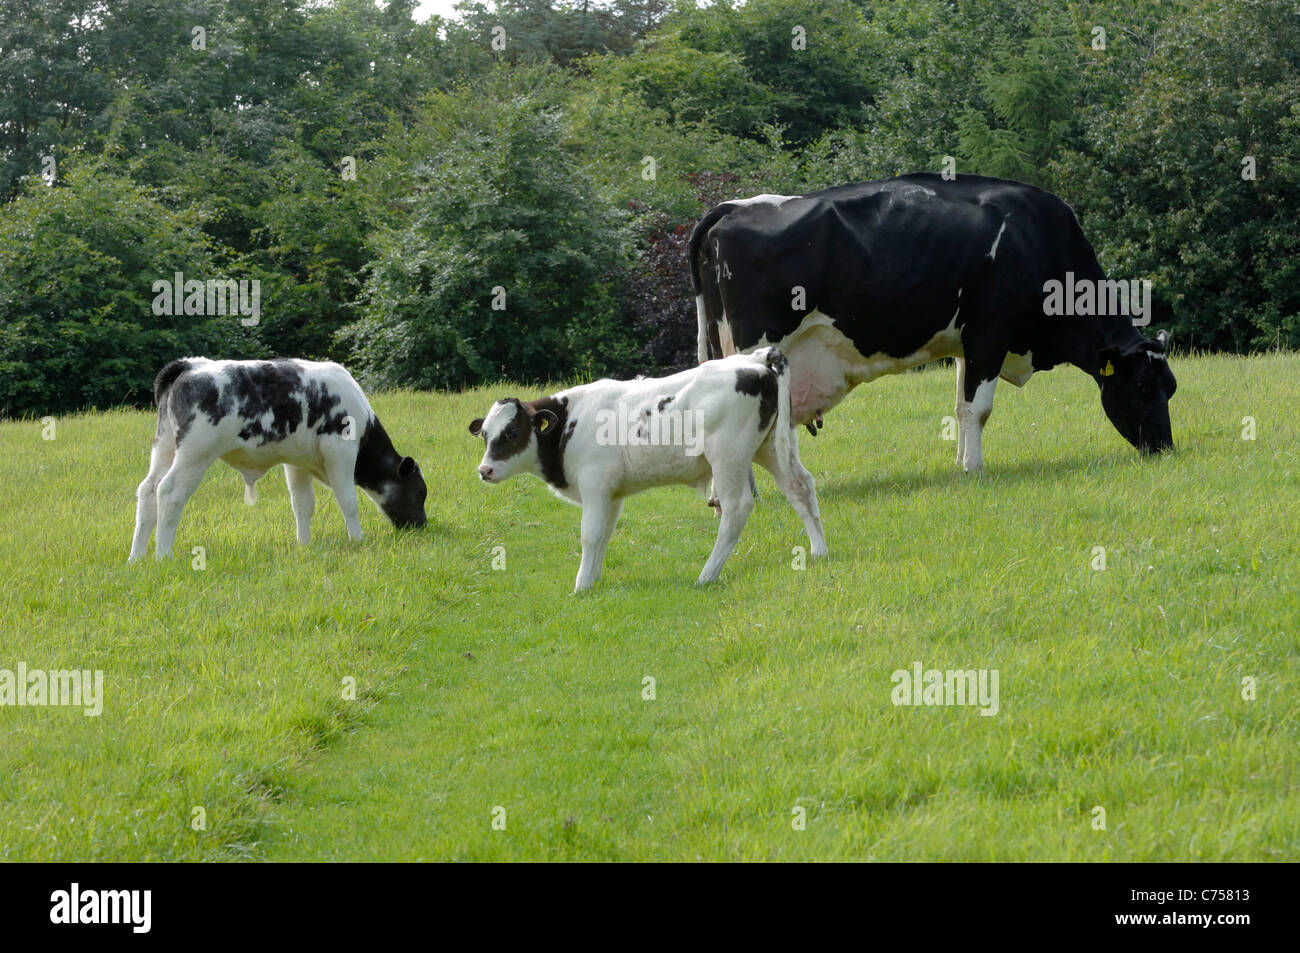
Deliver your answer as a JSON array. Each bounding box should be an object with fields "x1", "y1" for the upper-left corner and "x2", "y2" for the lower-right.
[
  {"x1": 537, "y1": 416, "x2": 550, "y2": 433},
  {"x1": 1100, "y1": 360, "x2": 1115, "y2": 377}
]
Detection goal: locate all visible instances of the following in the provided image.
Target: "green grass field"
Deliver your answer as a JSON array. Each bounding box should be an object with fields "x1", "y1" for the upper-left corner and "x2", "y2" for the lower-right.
[{"x1": 1, "y1": 353, "x2": 1296, "y2": 861}]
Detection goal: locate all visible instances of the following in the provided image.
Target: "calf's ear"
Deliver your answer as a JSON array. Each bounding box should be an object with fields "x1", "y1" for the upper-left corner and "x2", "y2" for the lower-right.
[
  {"x1": 532, "y1": 409, "x2": 559, "y2": 434},
  {"x1": 398, "y1": 456, "x2": 417, "y2": 477},
  {"x1": 468, "y1": 418, "x2": 484, "y2": 436}
]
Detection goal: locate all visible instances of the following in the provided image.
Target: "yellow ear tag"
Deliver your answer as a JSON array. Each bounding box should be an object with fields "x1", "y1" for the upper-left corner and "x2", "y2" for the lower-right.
[
  {"x1": 1100, "y1": 360, "x2": 1115, "y2": 377},
  {"x1": 537, "y1": 417, "x2": 550, "y2": 433}
]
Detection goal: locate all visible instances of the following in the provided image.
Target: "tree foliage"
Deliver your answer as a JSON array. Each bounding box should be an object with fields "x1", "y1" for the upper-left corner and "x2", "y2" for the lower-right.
[
  {"x1": 0, "y1": 161, "x2": 259, "y2": 416},
  {"x1": 0, "y1": 0, "x2": 1297, "y2": 415},
  {"x1": 342, "y1": 72, "x2": 636, "y2": 390}
]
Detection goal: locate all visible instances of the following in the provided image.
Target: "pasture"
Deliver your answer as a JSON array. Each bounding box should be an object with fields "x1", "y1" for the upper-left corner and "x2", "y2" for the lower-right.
[{"x1": 2, "y1": 353, "x2": 1296, "y2": 861}]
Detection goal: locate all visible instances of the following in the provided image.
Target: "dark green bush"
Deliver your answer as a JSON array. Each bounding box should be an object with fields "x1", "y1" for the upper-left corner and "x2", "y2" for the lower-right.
[{"x1": 0, "y1": 160, "x2": 261, "y2": 416}]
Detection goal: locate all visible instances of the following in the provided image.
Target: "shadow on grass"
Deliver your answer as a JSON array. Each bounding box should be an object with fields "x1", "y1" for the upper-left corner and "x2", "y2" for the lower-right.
[{"x1": 814, "y1": 451, "x2": 1139, "y2": 500}]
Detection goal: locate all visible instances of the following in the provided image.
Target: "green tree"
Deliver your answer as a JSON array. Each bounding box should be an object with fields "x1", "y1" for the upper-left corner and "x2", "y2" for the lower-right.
[
  {"x1": 602, "y1": 0, "x2": 884, "y2": 146},
  {"x1": 341, "y1": 69, "x2": 636, "y2": 390},
  {"x1": 955, "y1": 9, "x2": 1079, "y2": 188},
  {"x1": 1057, "y1": 0, "x2": 1300, "y2": 350},
  {"x1": 0, "y1": 160, "x2": 260, "y2": 416}
]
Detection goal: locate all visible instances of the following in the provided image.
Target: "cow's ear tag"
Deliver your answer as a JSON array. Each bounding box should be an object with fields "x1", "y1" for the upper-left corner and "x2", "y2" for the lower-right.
[
  {"x1": 1100, "y1": 360, "x2": 1115, "y2": 377},
  {"x1": 536, "y1": 416, "x2": 550, "y2": 433}
]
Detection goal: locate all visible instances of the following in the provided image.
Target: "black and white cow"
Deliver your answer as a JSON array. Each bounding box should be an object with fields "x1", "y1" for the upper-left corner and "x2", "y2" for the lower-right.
[
  {"x1": 129, "y1": 358, "x2": 426, "y2": 561},
  {"x1": 689, "y1": 173, "x2": 1178, "y2": 471},
  {"x1": 469, "y1": 348, "x2": 827, "y2": 591}
]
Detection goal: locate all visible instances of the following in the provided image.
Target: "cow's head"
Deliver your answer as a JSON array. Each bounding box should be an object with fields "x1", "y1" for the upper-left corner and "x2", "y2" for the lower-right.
[
  {"x1": 379, "y1": 455, "x2": 428, "y2": 528},
  {"x1": 469, "y1": 399, "x2": 558, "y2": 483},
  {"x1": 1097, "y1": 330, "x2": 1177, "y2": 454}
]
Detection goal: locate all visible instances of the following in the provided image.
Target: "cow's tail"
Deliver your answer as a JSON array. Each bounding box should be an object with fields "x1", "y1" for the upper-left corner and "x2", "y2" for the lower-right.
[
  {"x1": 694, "y1": 293, "x2": 712, "y2": 366},
  {"x1": 688, "y1": 203, "x2": 740, "y2": 364},
  {"x1": 765, "y1": 347, "x2": 794, "y2": 474}
]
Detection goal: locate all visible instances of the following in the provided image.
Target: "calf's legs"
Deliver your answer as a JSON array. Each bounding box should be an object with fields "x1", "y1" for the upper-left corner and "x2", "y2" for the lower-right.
[
  {"x1": 575, "y1": 496, "x2": 622, "y2": 592},
  {"x1": 285, "y1": 465, "x2": 316, "y2": 543},
  {"x1": 129, "y1": 432, "x2": 176, "y2": 561},
  {"x1": 153, "y1": 453, "x2": 215, "y2": 559},
  {"x1": 324, "y1": 456, "x2": 364, "y2": 542},
  {"x1": 754, "y1": 436, "x2": 828, "y2": 558},
  {"x1": 697, "y1": 464, "x2": 755, "y2": 585}
]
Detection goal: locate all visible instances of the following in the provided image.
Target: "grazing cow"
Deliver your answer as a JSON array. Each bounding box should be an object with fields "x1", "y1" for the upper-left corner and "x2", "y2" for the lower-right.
[
  {"x1": 468, "y1": 348, "x2": 827, "y2": 592},
  {"x1": 129, "y1": 358, "x2": 426, "y2": 561},
  {"x1": 689, "y1": 173, "x2": 1178, "y2": 472}
]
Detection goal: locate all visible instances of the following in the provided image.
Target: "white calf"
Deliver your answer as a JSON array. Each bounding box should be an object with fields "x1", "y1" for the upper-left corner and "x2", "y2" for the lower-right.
[{"x1": 469, "y1": 348, "x2": 827, "y2": 591}]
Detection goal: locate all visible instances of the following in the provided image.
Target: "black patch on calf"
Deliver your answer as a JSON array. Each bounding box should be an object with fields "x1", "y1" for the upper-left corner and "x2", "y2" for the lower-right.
[
  {"x1": 657, "y1": 395, "x2": 675, "y2": 412},
  {"x1": 354, "y1": 415, "x2": 397, "y2": 492},
  {"x1": 172, "y1": 373, "x2": 231, "y2": 444},
  {"x1": 532, "y1": 395, "x2": 571, "y2": 489},
  {"x1": 734, "y1": 368, "x2": 778, "y2": 431},
  {"x1": 304, "y1": 377, "x2": 349, "y2": 434},
  {"x1": 229, "y1": 361, "x2": 306, "y2": 445}
]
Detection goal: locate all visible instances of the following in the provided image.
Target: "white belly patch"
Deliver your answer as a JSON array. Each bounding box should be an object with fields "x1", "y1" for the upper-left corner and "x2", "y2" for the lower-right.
[
  {"x1": 772, "y1": 310, "x2": 963, "y2": 424},
  {"x1": 999, "y1": 351, "x2": 1034, "y2": 387}
]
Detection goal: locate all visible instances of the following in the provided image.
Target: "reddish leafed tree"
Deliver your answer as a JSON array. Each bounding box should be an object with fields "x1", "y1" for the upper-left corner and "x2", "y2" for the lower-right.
[{"x1": 619, "y1": 171, "x2": 779, "y2": 374}]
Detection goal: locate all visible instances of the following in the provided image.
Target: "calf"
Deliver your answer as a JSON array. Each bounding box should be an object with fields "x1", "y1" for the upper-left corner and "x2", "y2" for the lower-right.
[
  {"x1": 468, "y1": 348, "x2": 827, "y2": 591},
  {"x1": 129, "y1": 358, "x2": 426, "y2": 561}
]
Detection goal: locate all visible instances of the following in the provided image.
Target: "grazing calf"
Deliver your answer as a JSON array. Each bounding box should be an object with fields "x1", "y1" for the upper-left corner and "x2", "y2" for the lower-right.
[
  {"x1": 469, "y1": 348, "x2": 827, "y2": 591},
  {"x1": 130, "y1": 358, "x2": 426, "y2": 561}
]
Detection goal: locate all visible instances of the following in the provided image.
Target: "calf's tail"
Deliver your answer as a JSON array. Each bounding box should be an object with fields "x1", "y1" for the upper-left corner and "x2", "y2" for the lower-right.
[
  {"x1": 154, "y1": 358, "x2": 192, "y2": 406},
  {"x1": 765, "y1": 348, "x2": 794, "y2": 472},
  {"x1": 151, "y1": 358, "x2": 192, "y2": 448}
]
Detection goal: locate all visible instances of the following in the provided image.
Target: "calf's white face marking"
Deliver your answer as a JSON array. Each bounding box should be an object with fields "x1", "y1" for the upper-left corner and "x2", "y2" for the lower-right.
[{"x1": 473, "y1": 401, "x2": 541, "y2": 484}]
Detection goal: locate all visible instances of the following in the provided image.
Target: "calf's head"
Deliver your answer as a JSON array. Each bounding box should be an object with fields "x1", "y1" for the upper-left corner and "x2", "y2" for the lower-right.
[
  {"x1": 468, "y1": 399, "x2": 559, "y2": 483},
  {"x1": 379, "y1": 455, "x2": 428, "y2": 528},
  {"x1": 1097, "y1": 330, "x2": 1177, "y2": 454}
]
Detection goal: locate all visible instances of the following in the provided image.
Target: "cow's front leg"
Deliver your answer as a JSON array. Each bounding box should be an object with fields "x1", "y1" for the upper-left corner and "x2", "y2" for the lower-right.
[
  {"x1": 955, "y1": 357, "x2": 998, "y2": 473},
  {"x1": 284, "y1": 465, "x2": 316, "y2": 544},
  {"x1": 574, "y1": 496, "x2": 622, "y2": 592}
]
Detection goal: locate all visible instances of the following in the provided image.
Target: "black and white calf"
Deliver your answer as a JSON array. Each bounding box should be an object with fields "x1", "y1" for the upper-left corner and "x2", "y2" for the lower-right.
[
  {"x1": 468, "y1": 348, "x2": 827, "y2": 592},
  {"x1": 130, "y1": 358, "x2": 426, "y2": 561}
]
